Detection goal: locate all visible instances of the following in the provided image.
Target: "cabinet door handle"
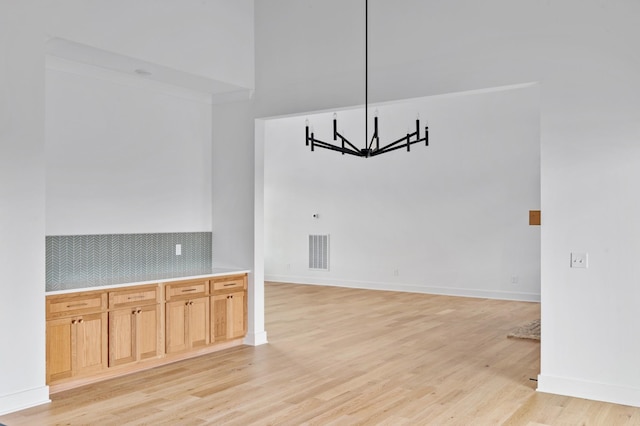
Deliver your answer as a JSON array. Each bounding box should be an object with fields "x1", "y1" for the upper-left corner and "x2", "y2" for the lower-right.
[
  {"x1": 132, "y1": 310, "x2": 137, "y2": 315},
  {"x1": 189, "y1": 301, "x2": 194, "y2": 306},
  {"x1": 137, "y1": 309, "x2": 142, "y2": 314},
  {"x1": 71, "y1": 319, "x2": 77, "y2": 324},
  {"x1": 78, "y1": 319, "x2": 84, "y2": 324}
]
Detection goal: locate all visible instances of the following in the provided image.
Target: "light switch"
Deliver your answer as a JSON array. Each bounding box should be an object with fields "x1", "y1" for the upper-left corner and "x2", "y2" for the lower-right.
[
  {"x1": 175, "y1": 244, "x2": 182, "y2": 256},
  {"x1": 570, "y1": 252, "x2": 587, "y2": 268}
]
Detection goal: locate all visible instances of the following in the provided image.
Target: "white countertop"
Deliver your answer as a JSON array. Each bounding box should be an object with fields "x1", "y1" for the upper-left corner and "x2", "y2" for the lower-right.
[{"x1": 46, "y1": 267, "x2": 251, "y2": 295}]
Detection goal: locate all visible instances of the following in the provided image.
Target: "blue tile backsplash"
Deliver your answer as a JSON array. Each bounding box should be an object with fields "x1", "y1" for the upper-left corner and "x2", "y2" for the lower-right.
[{"x1": 46, "y1": 232, "x2": 212, "y2": 291}]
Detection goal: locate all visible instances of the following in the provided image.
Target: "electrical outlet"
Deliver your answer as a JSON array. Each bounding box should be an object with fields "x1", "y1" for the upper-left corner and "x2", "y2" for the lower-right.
[
  {"x1": 511, "y1": 275, "x2": 519, "y2": 284},
  {"x1": 175, "y1": 244, "x2": 182, "y2": 256},
  {"x1": 570, "y1": 252, "x2": 587, "y2": 268}
]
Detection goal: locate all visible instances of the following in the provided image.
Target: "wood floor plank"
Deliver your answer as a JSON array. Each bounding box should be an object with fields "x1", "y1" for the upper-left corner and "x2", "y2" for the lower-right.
[{"x1": 1, "y1": 282, "x2": 639, "y2": 425}]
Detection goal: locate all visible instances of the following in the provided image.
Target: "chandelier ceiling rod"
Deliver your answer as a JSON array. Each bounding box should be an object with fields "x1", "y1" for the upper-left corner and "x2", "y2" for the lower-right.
[
  {"x1": 365, "y1": 0, "x2": 368, "y2": 151},
  {"x1": 305, "y1": 0, "x2": 429, "y2": 158}
]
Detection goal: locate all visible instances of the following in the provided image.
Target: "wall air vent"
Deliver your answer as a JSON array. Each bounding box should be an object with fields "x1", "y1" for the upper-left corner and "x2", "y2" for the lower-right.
[{"x1": 309, "y1": 234, "x2": 330, "y2": 271}]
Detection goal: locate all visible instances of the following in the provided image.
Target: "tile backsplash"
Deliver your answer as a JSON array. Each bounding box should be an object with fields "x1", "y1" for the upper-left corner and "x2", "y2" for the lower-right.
[{"x1": 46, "y1": 232, "x2": 212, "y2": 291}]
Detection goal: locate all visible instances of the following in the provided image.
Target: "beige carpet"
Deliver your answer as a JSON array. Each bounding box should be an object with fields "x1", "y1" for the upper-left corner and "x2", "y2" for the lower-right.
[{"x1": 507, "y1": 319, "x2": 540, "y2": 341}]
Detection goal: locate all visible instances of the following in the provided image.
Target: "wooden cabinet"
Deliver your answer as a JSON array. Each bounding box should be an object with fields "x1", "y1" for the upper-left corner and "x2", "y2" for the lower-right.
[
  {"x1": 46, "y1": 272, "x2": 248, "y2": 391},
  {"x1": 210, "y1": 275, "x2": 247, "y2": 343},
  {"x1": 46, "y1": 292, "x2": 108, "y2": 384},
  {"x1": 108, "y1": 285, "x2": 161, "y2": 367},
  {"x1": 165, "y1": 280, "x2": 210, "y2": 354}
]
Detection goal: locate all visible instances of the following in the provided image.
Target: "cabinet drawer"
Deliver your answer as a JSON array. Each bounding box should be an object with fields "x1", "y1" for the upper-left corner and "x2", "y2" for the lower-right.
[
  {"x1": 211, "y1": 276, "x2": 246, "y2": 292},
  {"x1": 109, "y1": 285, "x2": 159, "y2": 309},
  {"x1": 47, "y1": 292, "x2": 107, "y2": 319},
  {"x1": 165, "y1": 280, "x2": 208, "y2": 301}
]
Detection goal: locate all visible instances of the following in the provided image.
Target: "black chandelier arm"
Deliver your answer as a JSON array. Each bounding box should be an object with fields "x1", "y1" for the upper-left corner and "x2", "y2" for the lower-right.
[
  {"x1": 311, "y1": 137, "x2": 363, "y2": 157},
  {"x1": 335, "y1": 132, "x2": 362, "y2": 153},
  {"x1": 366, "y1": 115, "x2": 379, "y2": 151},
  {"x1": 373, "y1": 135, "x2": 428, "y2": 155},
  {"x1": 376, "y1": 133, "x2": 415, "y2": 153},
  {"x1": 368, "y1": 130, "x2": 379, "y2": 151},
  {"x1": 374, "y1": 123, "x2": 429, "y2": 153}
]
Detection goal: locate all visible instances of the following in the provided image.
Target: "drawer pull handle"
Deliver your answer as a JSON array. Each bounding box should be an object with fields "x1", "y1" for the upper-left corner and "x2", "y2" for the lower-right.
[
  {"x1": 127, "y1": 295, "x2": 145, "y2": 300},
  {"x1": 223, "y1": 283, "x2": 236, "y2": 287},
  {"x1": 66, "y1": 303, "x2": 88, "y2": 308},
  {"x1": 181, "y1": 289, "x2": 197, "y2": 293}
]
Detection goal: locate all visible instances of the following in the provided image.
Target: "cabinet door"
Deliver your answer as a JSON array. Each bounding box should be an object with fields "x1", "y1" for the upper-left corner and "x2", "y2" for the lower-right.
[
  {"x1": 137, "y1": 304, "x2": 161, "y2": 361},
  {"x1": 109, "y1": 308, "x2": 136, "y2": 367},
  {"x1": 188, "y1": 297, "x2": 210, "y2": 349},
  {"x1": 74, "y1": 312, "x2": 108, "y2": 376},
  {"x1": 228, "y1": 291, "x2": 246, "y2": 339},
  {"x1": 211, "y1": 292, "x2": 246, "y2": 343},
  {"x1": 166, "y1": 300, "x2": 188, "y2": 354},
  {"x1": 211, "y1": 294, "x2": 229, "y2": 342},
  {"x1": 46, "y1": 318, "x2": 74, "y2": 383}
]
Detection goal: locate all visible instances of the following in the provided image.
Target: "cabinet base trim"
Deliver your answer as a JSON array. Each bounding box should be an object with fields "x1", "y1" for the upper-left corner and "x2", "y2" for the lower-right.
[
  {"x1": 48, "y1": 339, "x2": 245, "y2": 394},
  {"x1": 0, "y1": 385, "x2": 50, "y2": 416}
]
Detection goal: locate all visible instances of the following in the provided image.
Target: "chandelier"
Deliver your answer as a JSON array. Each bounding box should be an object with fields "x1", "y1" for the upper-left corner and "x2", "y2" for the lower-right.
[{"x1": 304, "y1": 0, "x2": 429, "y2": 158}]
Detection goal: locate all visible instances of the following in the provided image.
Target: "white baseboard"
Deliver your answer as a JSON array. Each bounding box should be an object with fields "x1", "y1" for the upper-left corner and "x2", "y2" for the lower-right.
[
  {"x1": 0, "y1": 385, "x2": 50, "y2": 416},
  {"x1": 243, "y1": 330, "x2": 268, "y2": 346},
  {"x1": 537, "y1": 374, "x2": 640, "y2": 408},
  {"x1": 264, "y1": 275, "x2": 540, "y2": 302}
]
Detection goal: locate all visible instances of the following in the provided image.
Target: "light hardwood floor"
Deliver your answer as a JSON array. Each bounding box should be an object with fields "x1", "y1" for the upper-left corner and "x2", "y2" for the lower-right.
[{"x1": 2, "y1": 282, "x2": 640, "y2": 425}]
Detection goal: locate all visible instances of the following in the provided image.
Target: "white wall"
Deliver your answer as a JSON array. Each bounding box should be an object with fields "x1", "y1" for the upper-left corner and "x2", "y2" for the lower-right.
[
  {"x1": 255, "y1": 0, "x2": 640, "y2": 406},
  {"x1": 212, "y1": 100, "x2": 255, "y2": 269},
  {"x1": 0, "y1": 1, "x2": 50, "y2": 415},
  {"x1": 264, "y1": 85, "x2": 540, "y2": 301},
  {"x1": 45, "y1": 59, "x2": 212, "y2": 235},
  {"x1": 212, "y1": 100, "x2": 267, "y2": 345},
  {"x1": 45, "y1": 0, "x2": 254, "y2": 90}
]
